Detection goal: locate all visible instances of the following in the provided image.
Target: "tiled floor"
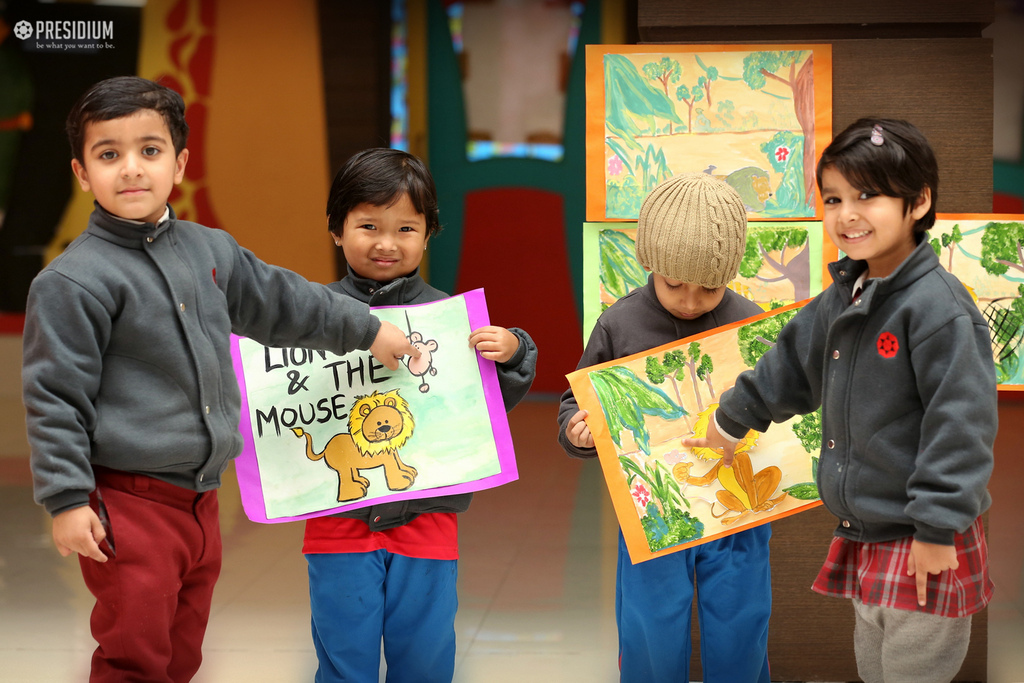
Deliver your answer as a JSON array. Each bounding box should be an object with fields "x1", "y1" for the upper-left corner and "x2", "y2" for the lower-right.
[{"x1": 2, "y1": 331, "x2": 1023, "y2": 681}]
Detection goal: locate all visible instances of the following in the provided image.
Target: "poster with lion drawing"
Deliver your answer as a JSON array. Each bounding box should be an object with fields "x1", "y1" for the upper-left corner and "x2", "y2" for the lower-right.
[
  {"x1": 585, "y1": 44, "x2": 832, "y2": 222},
  {"x1": 567, "y1": 302, "x2": 822, "y2": 564},
  {"x1": 231, "y1": 289, "x2": 517, "y2": 523}
]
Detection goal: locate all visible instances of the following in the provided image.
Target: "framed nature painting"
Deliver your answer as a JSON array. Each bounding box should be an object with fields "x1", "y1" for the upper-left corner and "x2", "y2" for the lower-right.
[
  {"x1": 586, "y1": 44, "x2": 832, "y2": 222},
  {"x1": 581, "y1": 221, "x2": 835, "y2": 341},
  {"x1": 567, "y1": 302, "x2": 822, "y2": 564},
  {"x1": 230, "y1": 290, "x2": 518, "y2": 523},
  {"x1": 928, "y1": 214, "x2": 1024, "y2": 389}
]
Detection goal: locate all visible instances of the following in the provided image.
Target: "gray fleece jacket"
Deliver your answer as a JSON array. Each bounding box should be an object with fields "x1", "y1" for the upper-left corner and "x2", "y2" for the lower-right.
[
  {"x1": 23, "y1": 204, "x2": 381, "y2": 516},
  {"x1": 327, "y1": 266, "x2": 537, "y2": 531},
  {"x1": 716, "y1": 238, "x2": 997, "y2": 546}
]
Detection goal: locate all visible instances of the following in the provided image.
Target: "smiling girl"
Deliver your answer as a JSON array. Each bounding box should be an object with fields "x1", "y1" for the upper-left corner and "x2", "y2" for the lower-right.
[{"x1": 687, "y1": 119, "x2": 996, "y2": 683}]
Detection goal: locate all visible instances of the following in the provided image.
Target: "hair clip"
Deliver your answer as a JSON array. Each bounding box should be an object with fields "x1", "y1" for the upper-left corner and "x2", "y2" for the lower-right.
[{"x1": 870, "y1": 125, "x2": 884, "y2": 146}]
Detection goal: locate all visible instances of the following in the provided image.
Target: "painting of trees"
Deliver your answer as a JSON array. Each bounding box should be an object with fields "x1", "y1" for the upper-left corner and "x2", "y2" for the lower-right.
[
  {"x1": 975, "y1": 221, "x2": 1024, "y2": 379},
  {"x1": 606, "y1": 53, "x2": 683, "y2": 144},
  {"x1": 643, "y1": 343, "x2": 716, "y2": 415},
  {"x1": 568, "y1": 301, "x2": 822, "y2": 561},
  {"x1": 597, "y1": 229, "x2": 648, "y2": 305},
  {"x1": 674, "y1": 82, "x2": 703, "y2": 133},
  {"x1": 695, "y1": 55, "x2": 721, "y2": 107},
  {"x1": 589, "y1": 365, "x2": 686, "y2": 455},
  {"x1": 681, "y1": 342, "x2": 715, "y2": 411},
  {"x1": 586, "y1": 224, "x2": 823, "y2": 343},
  {"x1": 783, "y1": 408, "x2": 822, "y2": 501},
  {"x1": 737, "y1": 304, "x2": 799, "y2": 368},
  {"x1": 644, "y1": 351, "x2": 688, "y2": 414},
  {"x1": 588, "y1": 44, "x2": 831, "y2": 222},
  {"x1": 930, "y1": 223, "x2": 964, "y2": 272},
  {"x1": 642, "y1": 57, "x2": 682, "y2": 126},
  {"x1": 741, "y1": 50, "x2": 816, "y2": 210},
  {"x1": 980, "y1": 221, "x2": 1024, "y2": 277},
  {"x1": 738, "y1": 226, "x2": 811, "y2": 300},
  {"x1": 792, "y1": 408, "x2": 822, "y2": 454},
  {"x1": 603, "y1": 55, "x2": 677, "y2": 217}
]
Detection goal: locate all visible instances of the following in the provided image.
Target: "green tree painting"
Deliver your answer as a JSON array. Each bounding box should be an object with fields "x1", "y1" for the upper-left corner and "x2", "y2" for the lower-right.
[
  {"x1": 588, "y1": 365, "x2": 686, "y2": 455},
  {"x1": 741, "y1": 50, "x2": 816, "y2": 210},
  {"x1": 737, "y1": 303, "x2": 799, "y2": 368},
  {"x1": 643, "y1": 343, "x2": 716, "y2": 417},
  {"x1": 645, "y1": 351, "x2": 686, "y2": 405},
  {"x1": 674, "y1": 82, "x2": 703, "y2": 134},
  {"x1": 568, "y1": 301, "x2": 822, "y2": 562},
  {"x1": 594, "y1": 46, "x2": 828, "y2": 221},
  {"x1": 930, "y1": 223, "x2": 964, "y2": 273},
  {"x1": 978, "y1": 221, "x2": 1024, "y2": 380},
  {"x1": 980, "y1": 221, "x2": 1024, "y2": 278},
  {"x1": 684, "y1": 342, "x2": 714, "y2": 411},
  {"x1": 598, "y1": 229, "x2": 648, "y2": 304},
  {"x1": 783, "y1": 408, "x2": 822, "y2": 501},
  {"x1": 641, "y1": 57, "x2": 682, "y2": 134},
  {"x1": 738, "y1": 226, "x2": 811, "y2": 300}
]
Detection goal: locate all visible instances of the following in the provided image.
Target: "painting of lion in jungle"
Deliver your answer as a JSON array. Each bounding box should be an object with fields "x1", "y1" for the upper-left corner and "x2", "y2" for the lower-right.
[{"x1": 292, "y1": 389, "x2": 417, "y2": 502}]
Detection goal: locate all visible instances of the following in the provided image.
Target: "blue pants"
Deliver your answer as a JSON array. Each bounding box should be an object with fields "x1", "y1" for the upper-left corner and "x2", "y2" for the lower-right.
[
  {"x1": 306, "y1": 551, "x2": 458, "y2": 683},
  {"x1": 616, "y1": 524, "x2": 772, "y2": 683}
]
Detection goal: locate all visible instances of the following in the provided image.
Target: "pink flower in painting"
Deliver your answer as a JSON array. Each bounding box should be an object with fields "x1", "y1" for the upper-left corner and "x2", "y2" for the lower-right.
[
  {"x1": 631, "y1": 483, "x2": 651, "y2": 508},
  {"x1": 608, "y1": 156, "x2": 623, "y2": 177},
  {"x1": 775, "y1": 146, "x2": 790, "y2": 163}
]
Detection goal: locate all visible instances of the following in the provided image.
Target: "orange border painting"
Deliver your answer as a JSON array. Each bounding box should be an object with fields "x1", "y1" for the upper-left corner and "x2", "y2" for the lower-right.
[
  {"x1": 586, "y1": 44, "x2": 833, "y2": 222},
  {"x1": 567, "y1": 303, "x2": 822, "y2": 564}
]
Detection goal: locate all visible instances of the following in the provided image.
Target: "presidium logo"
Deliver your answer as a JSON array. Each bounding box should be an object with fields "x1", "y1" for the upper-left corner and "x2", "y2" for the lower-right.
[
  {"x1": 12, "y1": 21, "x2": 32, "y2": 40},
  {"x1": 11, "y1": 19, "x2": 116, "y2": 52}
]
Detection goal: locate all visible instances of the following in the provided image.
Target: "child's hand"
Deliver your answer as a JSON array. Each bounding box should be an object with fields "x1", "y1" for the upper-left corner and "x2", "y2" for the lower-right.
[
  {"x1": 907, "y1": 539, "x2": 959, "y2": 607},
  {"x1": 371, "y1": 320, "x2": 421, "y2": 371},
  {"x1": 52, "y1": 506, "x2": 108, "y2": 563},
  {"x1": 682, "y1": 417, "x2": 738, "y2": 467},
  {"x1": 469, "y1": 326, "x2": 519, "y2": 364},
  {"x1": 565, "y1": 409, "x2": 595, "y2": 449}
]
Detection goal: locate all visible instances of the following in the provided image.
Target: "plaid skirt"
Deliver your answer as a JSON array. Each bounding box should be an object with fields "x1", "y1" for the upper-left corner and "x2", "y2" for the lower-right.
[{"x1": 811, "y1": 516, "x2": 993, "y2": 618}]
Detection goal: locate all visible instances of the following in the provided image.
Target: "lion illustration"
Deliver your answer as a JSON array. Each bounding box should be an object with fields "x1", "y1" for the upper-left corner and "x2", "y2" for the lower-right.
[
  {"x1": 676, "y1": 404, "x2": 784, "y2": 526},
  {"x1": 292, "y1": 389, "x2": 417, "y2": 502}
]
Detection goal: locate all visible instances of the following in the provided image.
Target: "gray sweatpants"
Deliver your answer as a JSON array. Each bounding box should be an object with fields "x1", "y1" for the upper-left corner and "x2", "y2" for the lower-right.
[{"x1": 852, "y1": 598, "x2": 972, "y2": 683}]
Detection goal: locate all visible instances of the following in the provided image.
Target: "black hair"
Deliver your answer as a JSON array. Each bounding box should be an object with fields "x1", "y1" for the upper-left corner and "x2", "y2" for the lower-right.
[
  {"x1": 816, "y1": 118, "x2": 938, "y2": 233},
  {"x1": 66, "y1": 76, "x2": 189, "y2": 162},
  {"x1": 326, "y1": 148, "x2": 441, "y2": 239}
]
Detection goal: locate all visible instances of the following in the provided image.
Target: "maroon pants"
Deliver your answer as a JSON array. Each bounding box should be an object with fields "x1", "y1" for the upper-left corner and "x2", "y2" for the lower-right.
[{"x1": 79, "y1": 467, "x2": 222, "y2": 682}]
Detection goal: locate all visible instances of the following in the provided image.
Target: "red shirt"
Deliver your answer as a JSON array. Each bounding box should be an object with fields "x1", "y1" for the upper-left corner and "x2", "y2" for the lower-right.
[
  {"x1": 812, "y1": 516, "x2": 992, "y2": 617},
  {"x1": 302, "y1": 512, "x2": 458, "y2": 561}
]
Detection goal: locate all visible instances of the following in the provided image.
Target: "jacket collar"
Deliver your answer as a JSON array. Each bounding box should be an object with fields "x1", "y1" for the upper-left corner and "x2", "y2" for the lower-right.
[
  {"x1": 86, "y1": 201, "x2": 176, "y2": 248},
  {"x1": 335, "y1": 265, "x2": 429, "y2": 305},
  {"x1": 828, "y1": 234, "x2": 939, "y2": 304}
]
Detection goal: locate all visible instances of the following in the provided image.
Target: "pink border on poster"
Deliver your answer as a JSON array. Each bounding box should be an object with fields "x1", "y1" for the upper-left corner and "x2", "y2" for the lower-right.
[{"x1": 230, "y1": 289, "x2": 518, "y2": 523}]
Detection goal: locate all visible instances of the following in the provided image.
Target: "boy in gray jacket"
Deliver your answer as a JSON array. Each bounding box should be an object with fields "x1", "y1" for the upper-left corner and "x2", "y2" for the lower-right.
[
  {"x1": 21, "y1": 76, "x2": 418, "y2": 682},
  {"x1": 558, "y1": 173, "x2": 770, "y2": 682}
]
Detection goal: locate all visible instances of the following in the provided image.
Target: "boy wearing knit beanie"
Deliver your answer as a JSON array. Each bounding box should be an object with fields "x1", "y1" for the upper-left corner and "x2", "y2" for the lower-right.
[{"x1": 557, "y1": 173, "x2": 771, "y2": 682}]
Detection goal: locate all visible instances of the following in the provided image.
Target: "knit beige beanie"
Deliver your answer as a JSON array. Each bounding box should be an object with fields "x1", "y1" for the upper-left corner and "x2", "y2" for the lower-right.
[{"x1": 635, "y1": 173, "x2": 748, "y2": 288}]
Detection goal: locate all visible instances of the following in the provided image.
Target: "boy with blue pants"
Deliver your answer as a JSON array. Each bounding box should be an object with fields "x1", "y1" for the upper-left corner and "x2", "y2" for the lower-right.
[
  {"x1": 303, "y1": 148, "x2": 538, "y2": 682},
  {"x1": 22, "y1": 76, "x2": 418, "y2": 682},
  {"x1": 558, "y1": 173, "x2": 771, "y2": 682}
]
